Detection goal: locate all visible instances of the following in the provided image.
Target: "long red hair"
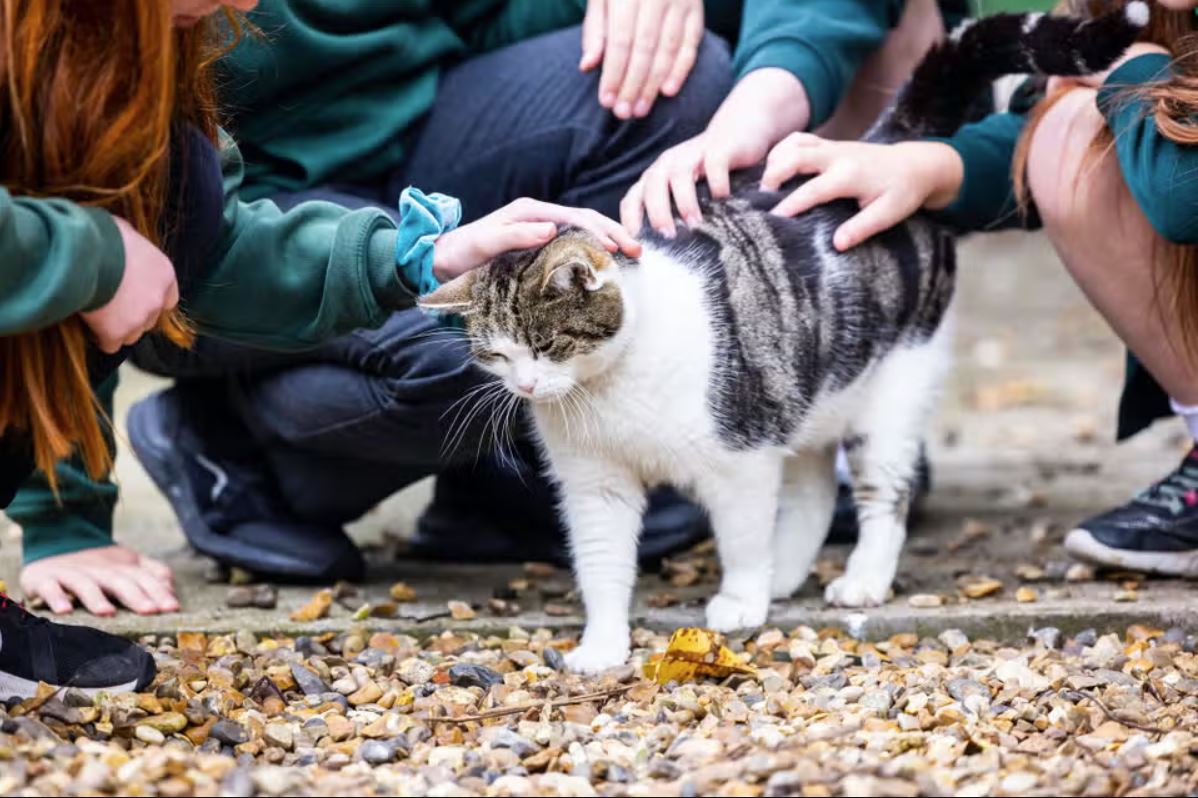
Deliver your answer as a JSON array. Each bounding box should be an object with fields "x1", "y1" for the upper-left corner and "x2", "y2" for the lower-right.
[
  {"x1": 0, "y1": 2, "x2": 230, "y2": 488},
  {"x1": 1014, "y1": 1, "x2": 1198, "y2": 360}
]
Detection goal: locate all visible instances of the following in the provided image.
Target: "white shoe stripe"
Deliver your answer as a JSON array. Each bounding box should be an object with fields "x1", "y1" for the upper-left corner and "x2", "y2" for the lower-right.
[{"x1": 1064, "y1": 528, "x2": 1198, "y2": 577}]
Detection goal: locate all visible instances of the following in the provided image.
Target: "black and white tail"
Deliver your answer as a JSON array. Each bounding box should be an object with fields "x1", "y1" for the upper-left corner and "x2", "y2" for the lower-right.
[{"x1": 870, "y1": 0, "x2": 1149, "y2": 142}]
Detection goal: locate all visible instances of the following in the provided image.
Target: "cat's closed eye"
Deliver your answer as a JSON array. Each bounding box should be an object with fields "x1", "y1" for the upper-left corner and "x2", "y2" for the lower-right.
[{"x1": 479, "y1": 351, "x2": 510, "y2": 364}]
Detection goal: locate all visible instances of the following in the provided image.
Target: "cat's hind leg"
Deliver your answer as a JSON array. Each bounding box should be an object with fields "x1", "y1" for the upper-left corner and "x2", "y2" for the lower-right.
[
  {"x1": 696, "y1": 453, "x2": 784, "y2": 631},
  {"x1": 825, "y1": 335, "x2": 950, "y2": 607},
  {"x1": 552, "y1": 456, "x2": 648, "y2": 674},
  {"x1": 771, "y1": 446, "x2": 838, "y2": 599}
]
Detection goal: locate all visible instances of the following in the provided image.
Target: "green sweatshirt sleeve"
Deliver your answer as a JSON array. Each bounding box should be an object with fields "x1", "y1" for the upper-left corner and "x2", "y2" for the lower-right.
[
  {"x1": 447, "y1": 0, "x2": 586, "y2": 53},
  {"x1": 929, "y1": 111, "x2": 1029, "y2": 232},
  {"x1": 10, "y1": 133, "x2": 429, "y2": 564},
  {"x1": 733, "y1": 0, "x2": 902, "y2": 129},
  {"x1": 0, "y1": 191, "x2": 126, "y2": 334},
  {"x1": 7, "y1": 372, "x2": 120, "y2": 564},
  {"x1": 1097, "y1": 53, "x2": 1198, "y2": 245},
  {"x1": 188, "y1": 134, "x2": 409, "y2": 350}
]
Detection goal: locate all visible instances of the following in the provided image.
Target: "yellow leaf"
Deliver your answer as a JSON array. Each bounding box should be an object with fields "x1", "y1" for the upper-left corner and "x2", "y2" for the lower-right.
[
  {"x1": 290, "y1": 589, "x2": 333, "y2": 622},
  {"x1": 643, "y1": 628, "x2": 757, "y2": 684}
]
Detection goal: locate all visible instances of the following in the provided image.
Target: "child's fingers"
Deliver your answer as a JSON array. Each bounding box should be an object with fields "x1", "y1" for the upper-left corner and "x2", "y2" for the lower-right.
[
  {"x1": 770, "y1": 170, "x2": 852, "y2": 218},
  {"x1": 139, "y1": 554, "x2": 174, "y2": 584},
  {"x1": 670, "y1": 169, "x2": 702, "y2": 228},
  {"x1": 761, "y1": 133, "x2": 828, "y2": 191},
  {"x1": 101, "y1": 571, "x2": 159, "y2": 615},
  {"x1": 641, "y1": 164, "x2": 678, "y2": 237},
  {"x1": 636, "y1": 3, "x2": 684, "y2": 116},
  {"x1": 663, "y1": 7, "x2": 702, "y2": 97},
  {"x1": 615, "y1": 1, "x2": 663, "y2": 119},
  {"x1": 580, "y1": 208, "x2": 642, "y2": 256},
  {"x1": 58, "y1": 571, "x2": 116, "y2": 616},
  {"x1": 703, "y1": 144, "x2": 734, "y2": 200},
  {"x1": 496, "y1": 222, "x2": 559, "y2": 253},
  {"x1": 599, "y1": 0, "x2": 637, "y2": 108},
  {"x1": 620, "y1": 180, "x2": 646, "y2": 235},
  {"x1": 580, "y1": 0, "x2": 607, "y2": 71},
  {"x1": 126, "y1": 567, "x2": 179, "y2": 613},
  {"x1": 833, "y1": 192, "x2": 908, "y2": 251},
  {"x1": 26, "y1": 577, "x2": 73, "y2": 615}
]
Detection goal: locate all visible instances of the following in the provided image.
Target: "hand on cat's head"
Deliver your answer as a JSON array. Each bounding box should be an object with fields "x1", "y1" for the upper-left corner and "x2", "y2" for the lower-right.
[
  {"x1": 421, "y1": 226, "x2": 630, "y2": 401},
  {"x1": 431, "y1": 198, "x2": 640, "y2": 282}
]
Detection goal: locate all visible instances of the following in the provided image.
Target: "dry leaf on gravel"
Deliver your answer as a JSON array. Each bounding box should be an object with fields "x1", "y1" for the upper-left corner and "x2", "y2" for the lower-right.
[
  {"x1": 289, "y1": 589, "x2": 333, "y2": 622},
  {"x1": 643, "y1": 628, "x2": 757, "y2": 684}
]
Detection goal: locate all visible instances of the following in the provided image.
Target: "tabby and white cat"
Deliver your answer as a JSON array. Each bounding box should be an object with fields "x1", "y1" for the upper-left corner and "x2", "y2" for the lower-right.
[{"x1": 421, "y1": 4, "x2": 1147, "y2": 673}]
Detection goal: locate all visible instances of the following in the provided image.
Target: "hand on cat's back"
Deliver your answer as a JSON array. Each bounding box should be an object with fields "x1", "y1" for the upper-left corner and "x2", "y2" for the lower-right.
[{"x1": 620, "y1": 68, "x2": 811, "y2": 237}]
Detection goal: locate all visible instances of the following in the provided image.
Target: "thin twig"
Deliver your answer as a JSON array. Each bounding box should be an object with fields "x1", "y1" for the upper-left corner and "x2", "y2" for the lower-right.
[
  {"x1": 433, "y1": 684, "x2": 636, "y2": 724},
  {"x1": 1061, "y1": 689, "x2": 1172, "y2": 735}
]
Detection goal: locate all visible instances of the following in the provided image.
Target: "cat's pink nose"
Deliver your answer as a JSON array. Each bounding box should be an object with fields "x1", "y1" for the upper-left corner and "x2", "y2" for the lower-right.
[{"x1": 516, "y1": 378, "x2": 538, "y2": 395}]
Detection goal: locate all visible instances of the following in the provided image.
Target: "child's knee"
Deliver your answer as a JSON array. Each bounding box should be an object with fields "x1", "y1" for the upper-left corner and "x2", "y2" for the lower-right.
[{"x1": 1026, "y1": 89, "x2": 1115, "y2": 232}]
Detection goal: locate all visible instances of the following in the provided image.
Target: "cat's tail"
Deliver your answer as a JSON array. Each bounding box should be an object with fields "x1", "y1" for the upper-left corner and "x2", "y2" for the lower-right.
[{"x1": 870, "y1": 0, "x2": 1148, "y2": 142}]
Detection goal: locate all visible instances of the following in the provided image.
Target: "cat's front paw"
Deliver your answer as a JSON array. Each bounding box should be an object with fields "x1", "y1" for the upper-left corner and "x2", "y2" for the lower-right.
[
  {"x1": 565, "y1": 642, "x2": 630, "y2": 675},
  {"x1": 705, "y1": 592, "x2": 769, "y2": 632},
  {"x1": 824, "y1": 573, "x2": 890, "y2": 607}
]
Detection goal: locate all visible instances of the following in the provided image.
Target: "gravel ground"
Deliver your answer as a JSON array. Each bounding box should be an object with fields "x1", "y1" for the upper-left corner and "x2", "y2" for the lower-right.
[{"x1": 4, "y1": 618, "x2": 1198, "y2": 797}]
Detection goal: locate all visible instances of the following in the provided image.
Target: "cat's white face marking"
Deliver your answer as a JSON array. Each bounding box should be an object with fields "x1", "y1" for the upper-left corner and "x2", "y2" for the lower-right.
[
  {"x1": 478, "y1": 335, "x2": 576, "y2": 401},
  {"x1": 479, "y1": 329, "x2": 629, "y2": 402}
]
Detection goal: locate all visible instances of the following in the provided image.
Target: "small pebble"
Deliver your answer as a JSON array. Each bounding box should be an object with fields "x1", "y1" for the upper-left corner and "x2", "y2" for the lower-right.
[{"x1": 543, "y1": 646, "x2": 566, "y2": 671}]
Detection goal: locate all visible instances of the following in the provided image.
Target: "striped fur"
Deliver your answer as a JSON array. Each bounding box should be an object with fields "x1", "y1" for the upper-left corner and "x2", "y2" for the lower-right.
[{"x1": 418, "y1": 3, "x2": 1146, "y2": 673}]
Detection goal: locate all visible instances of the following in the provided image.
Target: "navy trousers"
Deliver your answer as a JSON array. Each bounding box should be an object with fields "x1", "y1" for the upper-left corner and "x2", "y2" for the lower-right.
[{"x1": 134, "y1": 28, "x2": 733, "y2": 552}]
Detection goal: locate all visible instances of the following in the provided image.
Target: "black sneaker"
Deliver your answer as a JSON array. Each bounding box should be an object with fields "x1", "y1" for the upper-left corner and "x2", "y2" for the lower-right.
[
  {"x1": 0, "y1": 595, "x2": 155, "y2": 700},
  {"x1": 1065, "y1": 446, "x2": 1198, "y2": 576},
  {"x1": 128, "y1": 387, "x2": 365, "y2": 583}
]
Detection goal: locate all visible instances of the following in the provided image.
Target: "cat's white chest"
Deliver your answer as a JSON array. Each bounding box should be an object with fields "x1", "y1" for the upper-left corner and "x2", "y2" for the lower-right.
[{"x1": 531, "y1": 249, "x2": 723, "y2": 486}]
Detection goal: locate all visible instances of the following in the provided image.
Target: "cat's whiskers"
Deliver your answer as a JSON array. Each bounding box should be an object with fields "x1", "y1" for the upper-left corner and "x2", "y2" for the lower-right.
[
  {"x1": 442, "y1": 381, "x2": 506, "y2": 461},
  {"x1": 440, "y1": 380, "x2": 499, "y2": 435}
]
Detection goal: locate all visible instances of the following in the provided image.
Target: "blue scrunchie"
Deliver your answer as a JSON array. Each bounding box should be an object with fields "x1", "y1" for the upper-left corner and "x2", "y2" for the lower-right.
[{"x1": 395, "y1": 186, "x2": 462, "y2": 296}]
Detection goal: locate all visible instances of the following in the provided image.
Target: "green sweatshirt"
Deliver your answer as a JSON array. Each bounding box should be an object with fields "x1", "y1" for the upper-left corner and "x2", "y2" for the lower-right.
[
  {"x1": 935, "y1": 53, "x2": 1198, "y2": 241},
  {"x1": 225, "y1": 0, "x2": 969, "y2": 200},
  {"x1": 8, "y1": 0, "x2": 970, "y2": 563},
  {"x1": 7, "y1": 136, "x2": 418, "y2": 562}
]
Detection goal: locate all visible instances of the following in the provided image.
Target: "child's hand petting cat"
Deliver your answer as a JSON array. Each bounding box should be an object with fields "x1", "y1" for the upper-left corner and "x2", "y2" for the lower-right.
[
  {"x1": 622, "y1": 68, "x2": 811, "y2": 237},
  {"x1": 761, "y1": 133, "x2": 964, "y2": 251},
  {"x1": 580, "y1": 0, "x2": 704, "y2": 119},
  {"x1": 432, "y1": 199, "x2": 641, "y2": 282}
]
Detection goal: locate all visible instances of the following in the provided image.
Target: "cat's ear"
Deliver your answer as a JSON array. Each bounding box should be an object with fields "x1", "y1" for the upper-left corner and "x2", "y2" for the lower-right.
[
  {"x1": 543, "y1": 259, "x2": 603, "y2": 294},
  {"x1": 418, "y1": 270, "x2": 478, "y2": 312}
]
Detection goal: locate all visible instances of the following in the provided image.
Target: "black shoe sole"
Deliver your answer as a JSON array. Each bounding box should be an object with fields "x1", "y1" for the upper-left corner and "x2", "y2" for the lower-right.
[{"x1": 128, "y1": 394, "x2": 364, "y2": 583}]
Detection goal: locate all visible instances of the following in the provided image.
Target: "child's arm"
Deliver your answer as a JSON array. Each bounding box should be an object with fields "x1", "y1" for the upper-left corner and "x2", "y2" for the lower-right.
[
  {"x1": 623, "y1": 0, "x2": 913, "y2": 235},
  {"x1": 760, "y1": 106, "x2": 1035, "y2": 250},
  {"x1": 0, "y1": 190, "x2": 125, "y2": 334}
]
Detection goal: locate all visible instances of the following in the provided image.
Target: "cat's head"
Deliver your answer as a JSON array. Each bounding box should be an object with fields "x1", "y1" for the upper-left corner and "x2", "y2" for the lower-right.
[{"x1": 419, "y1": 227, "x2": 631, "y2": 401}]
